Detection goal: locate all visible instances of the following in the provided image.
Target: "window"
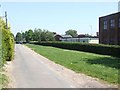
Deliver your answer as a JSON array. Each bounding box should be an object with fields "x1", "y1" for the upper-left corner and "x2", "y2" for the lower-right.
[
  {"x1": 103, "y1": 21, "x2": 107, "y2": 30},
  {"x1": 110, "y1": 19, "x2": 115, "y2": 28},
  {"x1": 119, "y1": 18, "x2": 120, "y2": 28}
]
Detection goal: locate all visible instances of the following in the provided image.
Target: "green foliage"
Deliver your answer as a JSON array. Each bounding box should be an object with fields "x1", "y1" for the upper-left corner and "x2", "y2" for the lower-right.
[
  {"x1": 0, "y1": 73, "x2": 9, "y2": 88},
  {"x1": 40, "y1": 30, "x2": 55, "y2": 41},
  {"x1": 32, "y1": 41, "x2": 120, "y2": 58},
  {"x1": 15, "y1": 32, "x2": 22, "y2": 43},
  {"x1": 27, "y1": 29, "x2": 34, "y2": 41},
  {"x1": 65, "y1": 29, "x2": 78, "y2": 37},
  {"x1": 0, "y1": 17, "x2": 14, "y2": 62},
  {"x1": 24, "y1": 29, "x2": 34, "y2": 43},
  {"x1": 17, "y1": 28, "x2": 55, "y2": 43},
  {"x1": 26, "y1": 44, "x2": 120, "y2": 84},
  {"x1": 33, "y1": 28, "x2": 42, "y2": 41},
  {"x1": 0, "y1": 17, "x2": 14, "y2": 88}
]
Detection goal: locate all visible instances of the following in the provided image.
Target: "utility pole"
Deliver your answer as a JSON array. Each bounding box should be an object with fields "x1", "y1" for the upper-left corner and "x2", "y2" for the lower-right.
[
  {"x1": 5, "y1": 11, "x2": 8, "y2": 29},
  {"x1": 0, "y1": 5, "x2": 8, "y2": 29}
]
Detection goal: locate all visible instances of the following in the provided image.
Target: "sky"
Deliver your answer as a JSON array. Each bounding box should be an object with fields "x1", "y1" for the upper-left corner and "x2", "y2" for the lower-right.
[{"x1": 0, "y1": 1, "x2": 119, "y2": 36}]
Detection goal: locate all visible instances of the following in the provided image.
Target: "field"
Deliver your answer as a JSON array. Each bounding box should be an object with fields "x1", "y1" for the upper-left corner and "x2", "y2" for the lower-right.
[{"x1": 26, "y1": 44, "x2": 120, "y2": 84}]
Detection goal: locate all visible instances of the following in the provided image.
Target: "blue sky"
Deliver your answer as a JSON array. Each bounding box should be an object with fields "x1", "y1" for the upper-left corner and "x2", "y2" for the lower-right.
[{"x1": 0, "y1": 2, "x2": 118, "y2": 36}]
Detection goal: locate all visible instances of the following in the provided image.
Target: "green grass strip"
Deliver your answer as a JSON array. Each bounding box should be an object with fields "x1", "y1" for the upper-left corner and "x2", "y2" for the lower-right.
[{"x1": 26, "y1": 44, "x2": 120, "y2": 84}]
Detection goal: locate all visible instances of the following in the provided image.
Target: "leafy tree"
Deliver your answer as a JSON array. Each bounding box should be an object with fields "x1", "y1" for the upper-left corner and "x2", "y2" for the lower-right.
[
  {"x1": 27, "y1": 29, "x2": 34, "y2": 42},
  {"x1": 33, "y1": 28, "x2": 42, "y2": 42},
  {"x1": 21, "y1": 32, "x2": 26, "y2": 42},
  {"x1": 33, "y1": 29, "x2": 55, "y2": 42},
  {"x1": 45, "y1": 31, "x2": 55, "y2": 41},
  {"x1": 16, "y1": 28, "x2": 55, "y2": 43},
  {"x1": 65, "y1": 29, "x2": 78, "y2": 37},
  {"x1": 37, "y1": 29, "x2": 42, "y2": 42},
  {"x1": 15, "y1": 32, "x2": 22, "y2": 43},
  {"x1": 41, "y1": 30, "x2": 55, "y2": 41},
  {"x1": 41, "y1": 30, "x2": 47, "y2": 41},
  {"x1": 25, "y1": 31, "x2": 29, "y2": 42},
  {"x1": 24, "y1": 29, "x2": 34, "y2": 43}
]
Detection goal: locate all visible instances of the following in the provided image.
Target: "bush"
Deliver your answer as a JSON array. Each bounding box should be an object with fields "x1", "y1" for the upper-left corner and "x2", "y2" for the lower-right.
[
  {"x1": 0, "y1": 17, "x2": 14, "y2": 64},
  {"x1": 31, "y1": 41, "x2": 120, "y2": 58}
]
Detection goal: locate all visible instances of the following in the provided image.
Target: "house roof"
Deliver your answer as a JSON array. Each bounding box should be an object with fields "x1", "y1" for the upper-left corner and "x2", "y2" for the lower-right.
[
  {"x1": 99, "y1": 12, "x2": 120, "y2": 19},
  {"x1": 61, "y1": 35, "x2": 72, "y2": 38}
]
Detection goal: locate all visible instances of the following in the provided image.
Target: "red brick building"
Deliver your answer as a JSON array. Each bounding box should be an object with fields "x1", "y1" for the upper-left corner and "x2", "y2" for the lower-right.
[{"x1": 99, "y1": 12, "x2": 120, "y2": 45}]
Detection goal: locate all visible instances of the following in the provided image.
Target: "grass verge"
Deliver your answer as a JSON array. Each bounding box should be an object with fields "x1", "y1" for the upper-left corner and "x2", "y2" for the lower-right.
[
  {"x1": 0, "y1": 73, "x2": 8, "y2": 88},
  {"x1": 25, "y1": 44, "x2": 120, "y2": 84}
]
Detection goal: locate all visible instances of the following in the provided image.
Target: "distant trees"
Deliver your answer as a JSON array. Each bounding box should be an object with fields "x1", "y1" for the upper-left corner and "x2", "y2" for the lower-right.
[
  {"x1": 33, "y1": 28, "x2": 41, "y2": 41},
  {"x1": 15, "y1": 28, "x2": 55, "y2": 43},
  {"x1": 65, "y1": 29, "x2": 78, "y2": 37},
  {"x1": 40, "y1": 30, "x2": 55, "y2": 42},
  {"x1": 16, "y1": 32, "x2": 22, "y2": 43},
  {"x1": 24, "y1": 29, "x2": 34, "y2": 42}
]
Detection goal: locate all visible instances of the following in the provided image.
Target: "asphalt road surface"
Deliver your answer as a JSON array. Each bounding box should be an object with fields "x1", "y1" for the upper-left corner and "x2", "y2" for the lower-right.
[{"x1": 9, "y1": 44, "x2": 74, "y2": 88}]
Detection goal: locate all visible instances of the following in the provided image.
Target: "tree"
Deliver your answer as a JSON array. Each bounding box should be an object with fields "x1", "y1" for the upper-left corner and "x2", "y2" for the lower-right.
[
  {"x1": 65, "y1": 29, "x2": 78, "y2": 37},
  {"x1": 24, "y1": 29, "x2": 34, "y2": 43},
  {"x1": 33, "y1": 28, "x2": 42, "y2": 42},
  {"x1": 25, "y1": 31, "x2": 29, "y2": 42},
  {"x1": 32, "y1": 29, "x2": 55, "y2": 42},
  {"x1": 15, "y1": 32, "x2": 22, "y2": 43},
  {"x1": 27, "y1": 29, "x2": 34, "y2": 41},
  {"x1": 21, "y1": 32, "x2": 26, "y2": 42},
  {"x1": 16, "y1": 28, "x2": 55, "y2": 43},
  {"x1": 45, "y1": 31, "x2": 55, "y2": 41},
  {"x1": 40, "y1": 30, "x2": 46, "y2": 41}
]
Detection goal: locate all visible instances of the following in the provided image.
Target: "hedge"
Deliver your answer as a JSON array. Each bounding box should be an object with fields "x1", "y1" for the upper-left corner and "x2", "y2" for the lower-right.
[
  {"x1": 0, "y1": 17, "x2": 14, "y2": 67},
  {"x1": 31, "y1": 41, "x2": 120, "y2": 58}
]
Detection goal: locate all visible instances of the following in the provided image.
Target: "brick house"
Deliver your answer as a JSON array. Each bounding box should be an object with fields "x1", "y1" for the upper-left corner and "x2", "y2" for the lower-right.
[{"x1": 99, "y1": 12, "x2": 120, "y2": 45}]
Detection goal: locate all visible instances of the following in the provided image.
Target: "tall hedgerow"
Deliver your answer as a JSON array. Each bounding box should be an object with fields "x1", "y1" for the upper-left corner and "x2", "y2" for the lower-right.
[
  {"x1": 0, "y1": 17, "x2": 14, "y2": 88},
  {"x1": 0, "y1": 17, "x2": 14, "y2": 66}
]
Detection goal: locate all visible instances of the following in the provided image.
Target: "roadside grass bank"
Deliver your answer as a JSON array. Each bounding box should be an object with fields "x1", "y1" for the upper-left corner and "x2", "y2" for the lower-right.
[
  {"x1": 25, "y1": 44, "x2": 120, "y2": 85},
  {"x1": 0, "y1": 73, "x2": 9, "y2": 88}
]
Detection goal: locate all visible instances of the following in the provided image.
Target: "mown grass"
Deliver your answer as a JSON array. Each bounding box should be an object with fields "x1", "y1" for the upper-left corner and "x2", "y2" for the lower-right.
[{"x1": 26, "y1": 44, "x2": 120, "y2": 84}]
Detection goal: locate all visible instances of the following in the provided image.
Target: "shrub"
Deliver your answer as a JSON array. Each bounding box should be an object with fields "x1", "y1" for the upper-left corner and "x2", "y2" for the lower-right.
[
  {"x1": 31, "y1": 41, "x2": 120, "y2": 58},
  {"x1": 0, "y1": 17, "x2": 14, "y2": 64}
]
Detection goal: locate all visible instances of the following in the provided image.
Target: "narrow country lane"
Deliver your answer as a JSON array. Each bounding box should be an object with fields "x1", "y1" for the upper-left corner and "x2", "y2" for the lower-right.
[
  {"x1": 8, "y1": 44, "x2": 74, "y2": 88},
  {"x1": 7, "y1": 44, "x2": 115, "y2": 88}
]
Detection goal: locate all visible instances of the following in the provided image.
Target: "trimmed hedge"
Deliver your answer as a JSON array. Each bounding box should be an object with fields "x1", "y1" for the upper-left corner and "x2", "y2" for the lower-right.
[{"x1": 31, "y1": 41, "x2": 120, "y2": 58}]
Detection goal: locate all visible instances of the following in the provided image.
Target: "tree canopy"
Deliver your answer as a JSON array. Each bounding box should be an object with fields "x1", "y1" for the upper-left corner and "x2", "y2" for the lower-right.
[
  {"x1": 65, "y1": 29, "x2": 78, "y2": 37},
  {"x1": 15, "y1": 28, "x2": 55, "y2": 43},
  {"x1": 16, "y1": 32, "x2": 22, "y2": 43}
]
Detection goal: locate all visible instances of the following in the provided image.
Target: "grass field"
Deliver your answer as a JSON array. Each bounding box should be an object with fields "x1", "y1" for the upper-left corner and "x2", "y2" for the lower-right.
[{"x1": 26, "y1": 44, "x2": 120, "y2": 84}]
